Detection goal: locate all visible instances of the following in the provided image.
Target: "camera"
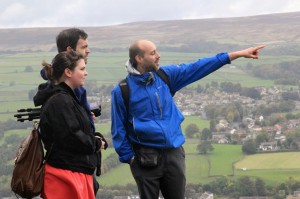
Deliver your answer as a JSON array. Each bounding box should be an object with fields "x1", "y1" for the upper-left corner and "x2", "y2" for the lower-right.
[{"x1": 91, "y1": 105, "x2": 101, "y2": 117}]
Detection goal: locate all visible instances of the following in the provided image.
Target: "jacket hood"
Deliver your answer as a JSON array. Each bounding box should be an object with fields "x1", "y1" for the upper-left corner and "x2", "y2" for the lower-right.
[
  {"x1": 33, "y1": 82, "x2": 61, "y2": 107},
  {"x1": 125, "y1": 59, "x2": 158, "y2": 86},
  {"x1": 125, "y1": 59, "x2": 141, "y2": 75},
  {"x1": 34, "y1": 82, "x2": 79, "y2": 107}
]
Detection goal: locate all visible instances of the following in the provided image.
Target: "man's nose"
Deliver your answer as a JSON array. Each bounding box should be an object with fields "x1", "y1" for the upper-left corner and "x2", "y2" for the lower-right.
[{"x1": 156, "y1": 52, "x2": 160, "y2": 58}]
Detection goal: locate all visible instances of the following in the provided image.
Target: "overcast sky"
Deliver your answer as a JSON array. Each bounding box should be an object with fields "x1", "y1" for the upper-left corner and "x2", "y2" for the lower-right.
[{"x1": 1, "y1": 0, "x2": 300, "y2": 28}]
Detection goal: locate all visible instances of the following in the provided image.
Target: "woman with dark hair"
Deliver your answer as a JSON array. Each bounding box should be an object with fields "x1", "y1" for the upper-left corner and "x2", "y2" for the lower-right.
[{"x1": 34, "y1": 50, "x2": 105, "y2": 199}]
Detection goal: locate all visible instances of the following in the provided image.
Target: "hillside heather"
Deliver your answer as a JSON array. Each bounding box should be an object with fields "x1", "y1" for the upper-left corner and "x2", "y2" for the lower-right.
[{"x1": 0, "y1": 11, "x2": 299, "y2": 54}]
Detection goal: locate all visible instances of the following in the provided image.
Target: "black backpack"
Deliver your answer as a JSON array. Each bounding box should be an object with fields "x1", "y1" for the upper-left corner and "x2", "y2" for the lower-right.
[{"x1": 119, "y1": 69, "x2": 174, "y2": 111}]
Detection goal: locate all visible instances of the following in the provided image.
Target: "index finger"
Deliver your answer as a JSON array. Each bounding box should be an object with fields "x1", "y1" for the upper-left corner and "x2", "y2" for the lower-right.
[{"x1": 255, "y1": 45, "x2": 265, "y2": 50}]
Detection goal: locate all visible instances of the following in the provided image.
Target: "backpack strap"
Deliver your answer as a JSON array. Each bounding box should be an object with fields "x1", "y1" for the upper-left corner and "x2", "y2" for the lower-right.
[
  {"x1": 119, "y1": 79, "x2": 130, "y2": 138},
  {"x1": 156, "y1": 68, "x2": 175, "y2": 96},
  {"x1": 119, "y1": 79, "x2": 130, "y2": 112}
]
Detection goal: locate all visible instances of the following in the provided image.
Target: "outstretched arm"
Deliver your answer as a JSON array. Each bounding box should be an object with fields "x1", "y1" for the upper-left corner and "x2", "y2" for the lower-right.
[{"x1": 229, "y1": 45, "x2": 265, "y2": 61}]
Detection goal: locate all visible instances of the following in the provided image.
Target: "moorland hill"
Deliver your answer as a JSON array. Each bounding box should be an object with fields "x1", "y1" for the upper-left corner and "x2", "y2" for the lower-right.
[{"x1": 0, "y1": 11, "x2": 299, "y2": 52}]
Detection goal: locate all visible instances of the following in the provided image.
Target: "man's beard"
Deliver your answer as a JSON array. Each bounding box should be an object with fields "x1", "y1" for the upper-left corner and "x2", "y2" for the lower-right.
[{"x1": 145, "y1": 65, "x2": 157, "y2": 72}]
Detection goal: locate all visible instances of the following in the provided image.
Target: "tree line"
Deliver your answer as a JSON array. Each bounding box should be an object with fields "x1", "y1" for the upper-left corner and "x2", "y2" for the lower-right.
[
  {"x1": 249, "y1": 59, "x2": 300, "y2": 86},
  {"x1": 93, "y1": 176, "x2": 300, "y2": 199}
]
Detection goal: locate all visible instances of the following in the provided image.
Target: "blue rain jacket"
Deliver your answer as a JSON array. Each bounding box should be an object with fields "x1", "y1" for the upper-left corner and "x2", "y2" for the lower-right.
[{"x1": 111, "y1": 53, "x2": 230, "y2": 163}]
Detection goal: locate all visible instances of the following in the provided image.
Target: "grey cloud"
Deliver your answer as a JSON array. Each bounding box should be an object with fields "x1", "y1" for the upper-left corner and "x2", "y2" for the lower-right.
[{"x1": 0, "y1": 0, "x2": 299, "y2": 28}]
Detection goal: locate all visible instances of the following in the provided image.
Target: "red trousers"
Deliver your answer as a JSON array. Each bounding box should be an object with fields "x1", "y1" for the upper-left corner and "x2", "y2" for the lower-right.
[{"x1": 42, "y1": 163, "x2": 95, "y2": 199}]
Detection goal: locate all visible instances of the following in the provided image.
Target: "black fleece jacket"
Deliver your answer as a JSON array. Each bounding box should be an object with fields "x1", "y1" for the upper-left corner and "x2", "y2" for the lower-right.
[{"x1": 34, "y1": 82, "x2": 101, "y2": 175}]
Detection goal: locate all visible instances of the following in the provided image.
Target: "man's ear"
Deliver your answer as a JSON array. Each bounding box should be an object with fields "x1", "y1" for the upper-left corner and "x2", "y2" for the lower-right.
[
  {"x1": 135, "y1": 54, "x2": 142, "y2": 64},
  {"x1": 64, "y1": 68, "x2": 72, "y2": 78},
  {"x1": 66, "y1": 46, "x2": 73, "y2": 52}
]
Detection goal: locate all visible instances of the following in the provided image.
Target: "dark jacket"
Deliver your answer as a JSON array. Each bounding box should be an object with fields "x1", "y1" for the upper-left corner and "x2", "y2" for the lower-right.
[
  {"x1": 40, "y1": 68, "x2": 95, "y2": 131},
  {"x1": 34, "y1": 82, "x2": 101, "y2": 175}
]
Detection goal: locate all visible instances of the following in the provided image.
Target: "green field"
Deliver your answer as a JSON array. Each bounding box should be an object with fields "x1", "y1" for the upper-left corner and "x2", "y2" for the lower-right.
[
  {"x1": 210, "y1": 144, "x2": 243, "y2": 176},
  {"x1": 235, "y1": 152, "x2": 300, "y2": 169},
  {"x1": 235, "y1": 168, "x2": 300, "y2": 185},
  {"x1": 1, "y1": 52, "x2": 298, "y2": 100},
  {"x1": 98, "y1": 143, "x2": 300, "y2": 186},
  {"x1": 1, "y1": 51, "x2": 298, "y2": 121},
  {"x1": 95, "y1": 122, "x2": 111, "y2": 135},
  {"x1": 234, "y1": 152, "x2": 300, "y2": 185}
]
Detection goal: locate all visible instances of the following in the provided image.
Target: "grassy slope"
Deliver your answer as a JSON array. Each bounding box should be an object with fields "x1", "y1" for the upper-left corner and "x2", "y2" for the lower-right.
[
  {"x1": 210, "y1": 144, "x2": 243, "y2": 176},
  {"x1": 234, "y1": 152, "x2": 300, "y2": 185}
]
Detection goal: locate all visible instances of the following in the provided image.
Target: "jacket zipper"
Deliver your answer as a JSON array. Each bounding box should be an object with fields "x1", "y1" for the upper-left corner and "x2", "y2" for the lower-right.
[
  {"x1": 155, "y1": 92, "x2": 163, "y2": 119},
  {"x1": 132, "y1": 117, "x2": 141, "y2": 142}
]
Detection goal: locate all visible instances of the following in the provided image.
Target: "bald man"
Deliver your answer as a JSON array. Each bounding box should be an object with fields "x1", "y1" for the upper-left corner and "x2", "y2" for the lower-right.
[{"x1": 111, "y1": 39, "x2": 264, "y2": 199}]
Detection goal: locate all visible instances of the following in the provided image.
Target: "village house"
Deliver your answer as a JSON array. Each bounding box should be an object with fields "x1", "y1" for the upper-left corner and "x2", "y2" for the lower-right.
[
  {"x1": 199, "y1": 192, "x2": 213, "y2": 199},
  {"x1": 258, "y1": 141, "x2": 279, "y2": 151},
  {"x1": 286, "y1": 191, "x2": 300, "y2": 199}
]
